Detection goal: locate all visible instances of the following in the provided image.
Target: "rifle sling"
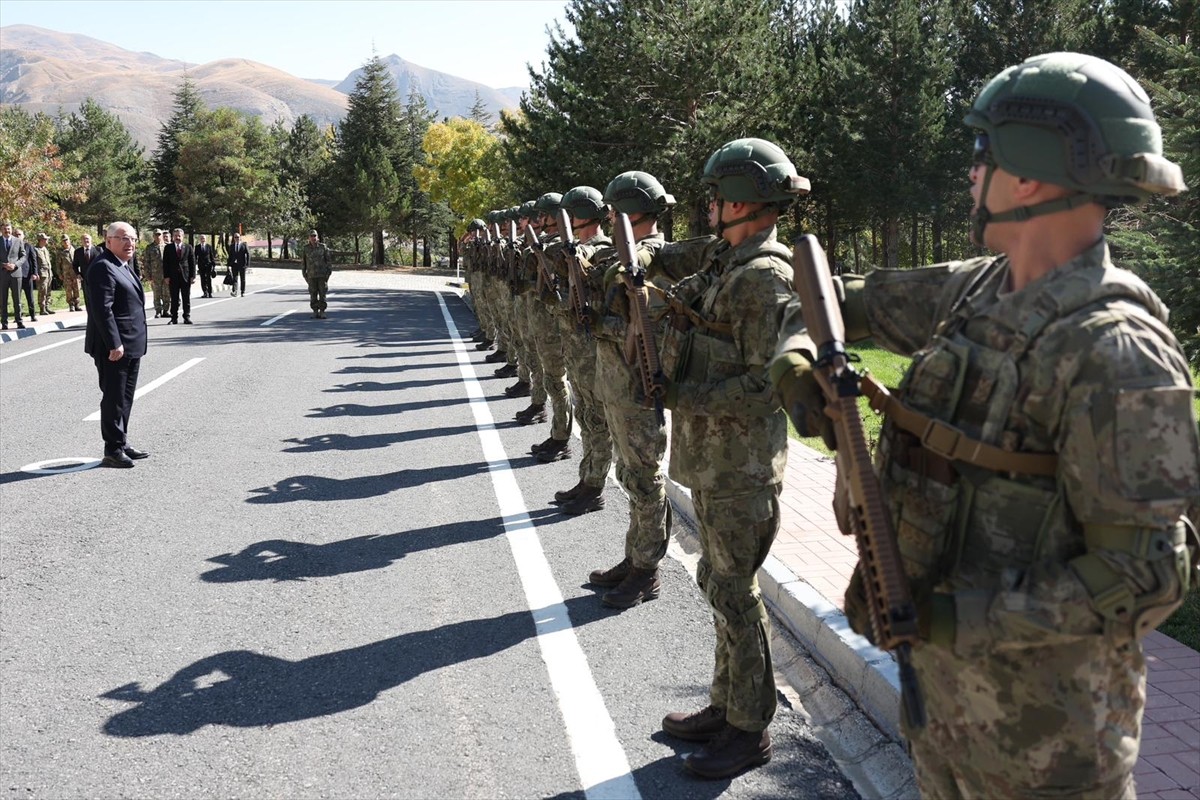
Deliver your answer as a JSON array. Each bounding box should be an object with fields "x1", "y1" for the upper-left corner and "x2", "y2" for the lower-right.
[
  {"x1": 861, "y1": 373, "x2": 1058, "y2": 477},
  {"x1": 665, "y1": 292, "x2": 734, "y2": 338}
]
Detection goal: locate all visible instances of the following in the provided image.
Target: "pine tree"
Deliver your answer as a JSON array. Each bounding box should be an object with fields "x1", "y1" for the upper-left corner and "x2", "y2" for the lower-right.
[
  {"x1": 151, "y1": 76, "x2": 205, "y2": 229},
  {"x1": 468, "y1": 91, "x2": 492, "y2": 127},
  {"x1": 54, "y1": 98, "x2": 150, "y2": 232}
]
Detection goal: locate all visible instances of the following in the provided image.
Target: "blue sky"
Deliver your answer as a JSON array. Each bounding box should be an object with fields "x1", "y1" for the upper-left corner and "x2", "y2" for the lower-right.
[{"x1": 0, "y1": 0, "x2": 570, "y2": 88}]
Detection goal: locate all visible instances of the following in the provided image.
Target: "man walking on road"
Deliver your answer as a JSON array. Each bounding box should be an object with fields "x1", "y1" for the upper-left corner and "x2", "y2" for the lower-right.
[
  {"x1": 227, "y1": 232, "x2": 250, "y2": 297},
  {"x1": 85, "y1": 221, "x2": 150, "y2": 469},
  {"x1": 302, "y1": 230, "x2": 332, "y2": 319},
  {"x1": 163, "y1": 228, "x2": 195, "y2": 324}
]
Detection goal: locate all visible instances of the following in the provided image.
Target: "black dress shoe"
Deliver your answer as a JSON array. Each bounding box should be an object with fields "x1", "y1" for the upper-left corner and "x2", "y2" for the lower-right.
[
  {"x1": 101, "y1": 452, "x2": 135, "y2": 469},
  {"x1": 168, "y1": 319, "x2": 177, "y2": 324},
  {"x1": 123, "y1": 446, "x2": 149, "y2": 460},
  {"x1": 183, "y1": 318, "x2": 193, "y2": 324},
  {"x1": 15, "y1": 322, "x2": 25, "y2": 329}
]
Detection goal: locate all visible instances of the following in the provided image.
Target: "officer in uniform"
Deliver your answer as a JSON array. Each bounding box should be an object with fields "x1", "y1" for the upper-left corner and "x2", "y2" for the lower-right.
[
  {"x1": 772, "y1": 53, "x2": 1198, "y2": 798},
  {"x1": 301, "y1": 230, "x2": 332, "y2": 319},
  {"x1": 656, "y1": 139, "x2": 808, "y2": 778},
  {"x1": 586, "y1": 171, "x2": 686, "y2": 609},
  {"x1": 56, "y1": 235, "x2": 79, "y2": 312},
  {"x1": 143, "y1": 230, "x2": 166, "y2": 318},
  {"x1": 551, "y1": 187, "x2": 615, "y2": 513},
  {"x1": 34, "y1": 233, "x2": 54, "y2": 316}
]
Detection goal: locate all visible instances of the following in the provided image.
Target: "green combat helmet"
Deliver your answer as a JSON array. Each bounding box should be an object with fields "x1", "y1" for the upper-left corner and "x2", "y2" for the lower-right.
[
  {"x1": 534, "y1": 192, "x2": 563, "y2": 216},
  {"x1": 561, "y1": 186, "x2": 607, "y2": 221},
  {"x1": 518, "y1": 200, "x2": 538, "y2": 219},
  {"x1": 702, "y1": 137, "x2": 810, "y2": 235},
  {"x1": 467, "y1": 218, "x2": 486, "y2": 232},
  {"x1": 603, "y1": 171, "x2": 675, "y2": 218},
  {"x1": 964, "y1": 51, "x2": 1186, "y2": 241}
]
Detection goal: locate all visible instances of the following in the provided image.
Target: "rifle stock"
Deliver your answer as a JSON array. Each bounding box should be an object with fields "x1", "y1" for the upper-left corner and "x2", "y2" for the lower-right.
[
  {"x1": 613, "y1": 212, "x2": 666, "y2": 425},
  {"x1": 525, "y1": 226, "x2": 561, "y2": 302},
  {"x1": 791, "y1": 233, "x2": 926, "y2": 730},
  {"x1": 506, "y1": 220, "x2": 518, "y2": 289},
  {"x1": 558, "y1": 208, "x2": 591, "y2": 336}
]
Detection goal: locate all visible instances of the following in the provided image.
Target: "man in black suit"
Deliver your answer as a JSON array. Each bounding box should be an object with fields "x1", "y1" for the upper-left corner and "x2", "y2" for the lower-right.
[
  {"x1": 1, "y1": 220, "x2": 26, "y2": 330},
  {"x1": 227, "y1": 232, "x2": 250, "y2": 297},
  {"x1": 74, "y1": 233, "x2": 100, "y2": 308},
  {"x1": 163, "y1": 227, "x2": 195, "y2": 324},
  {"x1": 14, "y1": 228, "x2": 39, "y2": 322},
  {"x1": 195, "y1": 234, "x2": 216, "y2": 298},
  {"x1": 85, "y1": 221, "x2": 149, "y2": 468}
]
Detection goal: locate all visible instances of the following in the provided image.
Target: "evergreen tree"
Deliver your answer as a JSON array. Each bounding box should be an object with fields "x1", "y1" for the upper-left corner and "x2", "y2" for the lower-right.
[
  {"x1": 54, "y1": 98, "x2": 149, "y2": 232},
  {"x1": 328, "y1": 55, "x2": 409, "y2": 265},
  {"x1": 468, "y1": 90, "x2": 493, "y2": 127},
  {"x1": 174, "y1": 108, "x2": 276, "y2": 236},
  {"x1": 151, "y1": 76, "x2": 205, "y2": 229}
]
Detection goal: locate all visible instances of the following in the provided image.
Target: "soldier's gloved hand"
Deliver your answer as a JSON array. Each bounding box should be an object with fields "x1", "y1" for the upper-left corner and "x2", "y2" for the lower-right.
[
  {"x1": 769, "y1": 351, "x2": 835, "y2": 447},
  {"x1": 917, "y1": 592, "x2": 956, "y2": 647},
  {"x1": 844, "y1": 563, "x2": 875, "y2": 643}
]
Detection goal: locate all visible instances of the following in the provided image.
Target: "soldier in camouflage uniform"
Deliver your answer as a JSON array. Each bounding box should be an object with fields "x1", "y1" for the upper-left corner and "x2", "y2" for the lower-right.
[
  {"x1": 301, "y1": 230, "x2": 333, "y2": 319},
  {"x1": 656, "y1": 140, "x2": 809, "y2": 779},
  {"x1": 478, "y1": 210, "x2": 507, "y2": 360},
  {"x1": 497, "y1": 207, "x2": 532, "y2": 392},
  {"x1": 143, "y1": 230, "x2": 166, "y2": 318},
  {"x1": 772, "y1": 53, "x2": 1198, "y2": 799},
  {"x1": 525, "y1": 192, "x2": 575, "y2": 461},
  {"x1": 586, "y1": 171, "x2": 691, "y2": 609},
  {"x1": 56, "y1": 235, "x2": 80, "y2": 312},
  {"x1": 34, "y1": 234, "x2": 54, "y2": 315},
  {"x1": 463, "y1": 219, "x2": 491, "y2": 341},
  {"x1": 550, "y1": 187, "x2": 615, "y2": 512}
]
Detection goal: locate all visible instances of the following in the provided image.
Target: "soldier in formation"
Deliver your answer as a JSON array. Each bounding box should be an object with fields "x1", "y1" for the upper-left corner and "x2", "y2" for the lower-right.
[
  {"x1": 301, "y1": 229, "x2": 332, "y2": 319},
  {"x1": 771, "y1": 52, "x2": 1198, "y2": 797}
]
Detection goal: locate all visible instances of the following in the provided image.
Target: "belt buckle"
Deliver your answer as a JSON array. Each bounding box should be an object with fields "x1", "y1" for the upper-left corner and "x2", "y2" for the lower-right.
[{"x1": 920, "y1": 419, "x2": 961, "y2": 460}]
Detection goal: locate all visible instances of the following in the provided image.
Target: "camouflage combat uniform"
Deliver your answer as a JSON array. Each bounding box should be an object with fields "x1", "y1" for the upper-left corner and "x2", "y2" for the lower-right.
[
  {"x1": 529, "y1": 234, "x2": 573, "y2": 441},
  {"x1": 664, "y1": 226, "x2": 794, "y2": 733},
  {"x1": 34, "y1": 244, "x2": 53, "y2": 314},
  {"x1": 302, "y1": 240, "x2": 332, "y2": 314},
  {"x1": 776, "y1": 239, "x2": 1199, "y2": 797},
  {"x1": 592, "y1": 232, "x2": 676, "y2": 570},
  {"x1": 143, "y1": 239, "x2": 166, "y2": 316},
  {"x1": 55, "y1": 243, "x2": 79, "y2": 310}
]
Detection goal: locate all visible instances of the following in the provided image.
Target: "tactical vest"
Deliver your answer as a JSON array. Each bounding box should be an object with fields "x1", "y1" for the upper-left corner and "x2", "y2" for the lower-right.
[
  {"x1": 661, "y1": 240, "x2": 790, "y2": 395},
  {"x1": 880, "y1": 258, "x2": 1176, "y2": 592}
]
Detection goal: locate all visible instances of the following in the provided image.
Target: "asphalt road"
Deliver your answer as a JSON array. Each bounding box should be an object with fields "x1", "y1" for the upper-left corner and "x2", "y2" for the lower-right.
[{"x1": 0, "y1": 272, "x2": 860, "y2": 799}]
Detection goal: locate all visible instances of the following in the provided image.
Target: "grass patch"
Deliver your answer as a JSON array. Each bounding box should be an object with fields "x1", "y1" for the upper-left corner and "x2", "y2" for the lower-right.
[{"x1": 1160, "y1": 586, "x2": 1200, "y2": 650}]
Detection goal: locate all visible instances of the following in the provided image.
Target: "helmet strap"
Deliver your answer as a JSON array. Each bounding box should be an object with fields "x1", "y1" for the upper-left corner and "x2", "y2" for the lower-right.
[
  {"x1": 715, "y1": 200, "x2": 777, "y2": 238},
  {"x1": 971, "y1": 165, "x2": 1100, "y2": 242}
]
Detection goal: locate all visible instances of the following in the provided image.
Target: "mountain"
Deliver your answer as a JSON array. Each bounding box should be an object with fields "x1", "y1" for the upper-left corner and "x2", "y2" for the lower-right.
[
  {"x1": 0, "y1": 24, "x2": 522, "y2": 149},
  {"x1": 335, "y1": 54, "x2": 523, "y2": 121}
]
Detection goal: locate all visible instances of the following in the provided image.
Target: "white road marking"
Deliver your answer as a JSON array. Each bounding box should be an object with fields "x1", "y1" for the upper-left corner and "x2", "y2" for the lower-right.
[
  {"x1": 434, "y1": 292, "x2": 640, "y2": 800},
  {"x1": 19, "y1": 457, "x2": 102, "y2": 474},
  {"x1": 84, "y1": 357, "x2": 205, "y2": 421},
  {"x1": 0, "y1": 335, "x2": 85, "y2": 364},
  {"x1": 260, "y1": 309, "x2": 298, "y2": 327}
]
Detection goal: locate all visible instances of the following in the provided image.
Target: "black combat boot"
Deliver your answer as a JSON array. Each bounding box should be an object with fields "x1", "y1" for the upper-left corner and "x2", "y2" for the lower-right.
[
  {"x1": 661, "y1": 705, "x2": 727, "y2": 741},
  {"x1": 469, "y1": 328, "x2": 484, "y2": 340},
  {"x1": 684, "y1": 724, "x2": 771, "y2": 779},
  {"x1": 552, "y1": 479, "x2": 587, "y2": 505},
  {"x1": 484, "y1": 349, "x2": 507, "y2": 363},
  {"x1": 535, "y1": 438, "x2": 571, "y2": 463},
  {"x1": 515, "y1": 403, "x2": 547, "y2": 425},
  {"x1": 602, "y1": 566, "x2": 660, "y2": 608},
  {"x1": 475, "y1": 338, "x2": 494, "y2": 351},
  {"x1": 560, "y1": 486, "x2": 604, "y2": 516},
  {"x1": 505, "y1": 380, "x2": 531, "y2": 398},
  {"x1": 494, "y1": 363, "x2": 518, "y2": 378},
  {"x1": 588, "y1": 557, "x2": 630, "y2": 587}
]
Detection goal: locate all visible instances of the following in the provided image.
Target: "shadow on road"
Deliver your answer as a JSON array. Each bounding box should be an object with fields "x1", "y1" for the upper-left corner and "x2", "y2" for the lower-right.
[
  {"x1": 280, "y1": 425, "x2": 479, "y2": 453},
  {"x1": 246, "y1": 462, "x2": 489, "y2": 503}
]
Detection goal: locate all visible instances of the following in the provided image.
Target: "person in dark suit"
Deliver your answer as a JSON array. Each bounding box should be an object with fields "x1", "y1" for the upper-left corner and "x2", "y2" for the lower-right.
[
  {"x1": 227, "y1": 232, "x2": 250, "y2": 297},
  {"x1": 195, "y1": 234, "x2": 216, "y2": 298},
  {"x1": 85, "y1": 221, "x2": 149, "y2": 468},
  {"x1": 14, "y1": 229, "x2": 39, "y2": 322},
  {"x1": 74, "y1": 233, "x2": 100, "y2": 308},
  {"x1": 163, "y1": 228, "x2": 195, "y2": 324},
  {"x1": 1, "y1": 220, "x2": 26, "y2": 330}
]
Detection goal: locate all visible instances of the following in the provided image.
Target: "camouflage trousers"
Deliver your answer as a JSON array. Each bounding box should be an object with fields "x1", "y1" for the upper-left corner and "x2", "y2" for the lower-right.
[
  {"x1": 470, "y1": 272, "x2": 494, "y2": 336},
  {"x1": 531, "y1": 300, "x2": 571, "y2": 439},
  {"x1": 906, "y1": 639, "x2": 1142, "y2": 799},
  {"x1": 558, "y1": 313, "x2": 611, "y2": 488},
  {"x1": 38, "y1": 270, "x2": 53, "y2": 313},
  {"x1": 513, "y1": 292, "x2": 544, "y2": 401},
  {"x1": 693, "y1": 485, "x2": 780, "y2": 733},
  {"x1": 595, "y1": 340, "x2": 668, "y2": 570},
  {"x1": 492, "y1": 282, "x2": 517, "y2": 362},
  {"x1": 150, "y1": 275, "x2": 168, "y2": 315},
  {"x1": 306, "y1": 277, "x2": 328, "y2": 312},
  {"x1": 62, "y1": 272, "x2": 79, "y2": 309}
]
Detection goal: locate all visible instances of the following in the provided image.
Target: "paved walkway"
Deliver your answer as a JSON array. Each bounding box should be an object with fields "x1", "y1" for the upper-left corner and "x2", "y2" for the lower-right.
[{"x1": 767, "y1": 442, "x2": 1200, "y2": 800}]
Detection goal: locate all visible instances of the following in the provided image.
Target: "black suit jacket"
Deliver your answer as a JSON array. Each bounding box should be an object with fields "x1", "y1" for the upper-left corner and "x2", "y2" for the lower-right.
[
  {"x1": 74, "y1": 245, "x2": 99, "y2": 277},
  {"x1": 228, "y1": 242, "x2": 250, "y2": 269},
  {"x1": 163, "y1": 242, "x2": 195, "y2": 282},
  {"x1": 195, "y1": 243, "x2": 215, "y2": 274},
  {"x1": 84, "y1": 247, "x2": 147, "y2": 358}
]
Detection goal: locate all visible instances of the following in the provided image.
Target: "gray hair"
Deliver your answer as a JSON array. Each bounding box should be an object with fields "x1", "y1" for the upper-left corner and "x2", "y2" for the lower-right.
[
  {"x1": 106, "y1": 221, "x2": 135, "y2": 238},
  {"x1": 173, "y1": 228, "x2": 185, "y2": 235}
]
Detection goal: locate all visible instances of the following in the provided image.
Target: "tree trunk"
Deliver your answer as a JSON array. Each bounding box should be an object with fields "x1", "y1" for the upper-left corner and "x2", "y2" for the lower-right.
[
  {"x1": 422, "y1": 238, "x2": 432, "y2": 267},
  {"x1": 267, "y1": 231, "x2": 273, "y2": 260},
  {"x1": 884, "y1": 216, "x2": 900, "y2": 269},
  {"x1": 354, "y1": 234, "x2": 361, "y2": 265},
  {"x1": 373, "y1": 230, "x2": 385, "y2": 266},
  {"x1": 932, "y1": 213, "x2": 944, "y2": 263},
  {"x1": 852, "y1": 228, "x2": 860, "y2": 272},
  {"x1": 449, "y1": 230, "x2": 457, "y2": 271},
  {"x1": 910, "y1": 216, "x2": 918, "y2": 269},
  {"x1": 411, "y1": 231, "x2": 417, "y2": 268}
]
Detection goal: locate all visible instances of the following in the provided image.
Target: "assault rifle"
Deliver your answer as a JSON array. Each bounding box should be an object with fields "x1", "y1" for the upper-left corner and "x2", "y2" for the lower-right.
[
  {"x1": 506, "y1": 219, "x2": 519, "y2": 290},
  {"x1": 558, "y1": 207, "x2": 591, "y2": 336},
  {"x1": 524, "y1": 226, "x2": 561, "y2": 303},
  {"x1": 613, "y1": 212, "x2": 666, "y2": 425},
  {"x1": 490, "y1": 222, "x2": 503, "y2": 276},
  {"x1": 791, "y1": 234, "x2": 925, "y2": 731}
]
